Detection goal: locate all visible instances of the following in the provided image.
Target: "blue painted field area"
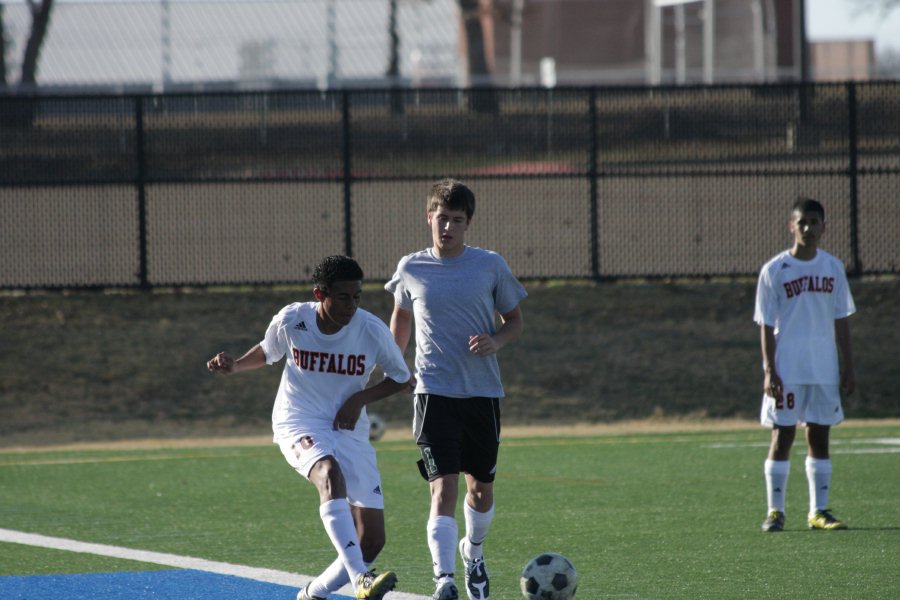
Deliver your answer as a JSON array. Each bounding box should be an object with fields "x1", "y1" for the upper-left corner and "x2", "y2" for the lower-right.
[{"x1": 0, "y1": 569, "x2": 355, "y2": 600}]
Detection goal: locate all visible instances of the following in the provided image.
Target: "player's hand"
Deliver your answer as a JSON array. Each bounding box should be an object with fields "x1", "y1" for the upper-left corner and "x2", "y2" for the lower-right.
[
  {"x1": 841, "y1": 369, "x2": 856, "y2": 396},
  {"x1": 469, "y1": 334, "x2": 499, "y2": 357},
  {"x1": 207, "y1": 352, "x2": 235, "y2": 375},
  {"x1": 406, "y1": 374, "x2": 417, "y2": 393},
  {"x1": 333, "y1": 395, "x2": 364, "y2": 431},
  {"x1": 763, "y1": 369, "x2": 783, "y2": 400}
]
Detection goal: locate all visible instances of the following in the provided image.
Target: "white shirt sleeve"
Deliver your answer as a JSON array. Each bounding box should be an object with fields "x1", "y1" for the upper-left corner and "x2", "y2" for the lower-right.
[
  {"x1": 831, "y1": 265, "x2": 856, "y2": 319},
  {"x1": 384, "y1": 256, "x2": 414, "y2": 311},
  {"x1": 259, "y1": 305, "x2": 293, "y2": 364},
  {"x1": 753, "y1": 264, "x2": 778, "y2": 327}
]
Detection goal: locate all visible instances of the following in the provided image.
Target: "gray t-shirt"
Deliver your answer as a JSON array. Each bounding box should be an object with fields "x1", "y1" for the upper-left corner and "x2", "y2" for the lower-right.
[{"x1": 385, "y1": 245, "x2": 527, "y2": 398}]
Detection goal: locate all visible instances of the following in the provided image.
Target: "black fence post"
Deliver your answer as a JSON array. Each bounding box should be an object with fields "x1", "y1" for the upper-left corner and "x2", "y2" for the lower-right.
[
  {"x1": 135, "y1": 95, "x2": 149, "y2": 290},
  {"x1": 341, "y1": 90, "x2": 353, "y2": 259},
  {"x1": 846, "y1": 82, "x2": 860, "y2": 277},
  {"x1": 589, "y1": 88, "x2": 599, "y2": 280}
]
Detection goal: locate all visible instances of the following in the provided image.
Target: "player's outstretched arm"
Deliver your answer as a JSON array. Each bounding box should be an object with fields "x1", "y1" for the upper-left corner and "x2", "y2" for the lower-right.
[{"x1": 207, "y1": 344, "x2": 266, "y2": 375}]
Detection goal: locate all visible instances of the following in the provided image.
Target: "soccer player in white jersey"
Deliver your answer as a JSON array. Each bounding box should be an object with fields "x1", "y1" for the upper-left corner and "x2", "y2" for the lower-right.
[
  {"x1": 386, "y1": 179, "x2": 527, "y2": 600},
  {"x1": 754, "y1": 198, "x2": 856, "y2": 532},
  {"x1": 207, "y1": 256, "x2": 410, "y2": 600}
]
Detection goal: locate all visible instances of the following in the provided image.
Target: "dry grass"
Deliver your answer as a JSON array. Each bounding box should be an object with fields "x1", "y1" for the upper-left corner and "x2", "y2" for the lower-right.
[{"x1": 1, "y1": 278, "x2": 898, "y2": 448}]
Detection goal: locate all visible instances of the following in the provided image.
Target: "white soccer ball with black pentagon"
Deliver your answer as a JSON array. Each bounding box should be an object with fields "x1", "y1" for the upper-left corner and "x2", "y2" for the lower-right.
[
  {"x1": 520, "y1": 552, "x2": 578, "y2": 600},
  {"x1": 368, "y1": 413, "x2": 386, "y2": 441}
]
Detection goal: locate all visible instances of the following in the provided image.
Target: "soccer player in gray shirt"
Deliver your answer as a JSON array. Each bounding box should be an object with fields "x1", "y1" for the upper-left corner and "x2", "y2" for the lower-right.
[{"x1": 386, "y1": 179, "x2": 527, "y2": 600}]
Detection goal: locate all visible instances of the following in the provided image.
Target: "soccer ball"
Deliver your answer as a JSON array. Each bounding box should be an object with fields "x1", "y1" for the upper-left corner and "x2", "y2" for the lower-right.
[
  {"x1": 368, "y1": 413, "x2": 386, "y2": 441},
  {"x1": 520, "y1": 553, "x2": 578, "y2": 600}
]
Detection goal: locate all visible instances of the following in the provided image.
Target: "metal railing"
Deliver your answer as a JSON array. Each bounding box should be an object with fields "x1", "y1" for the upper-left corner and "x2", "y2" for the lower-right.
[{"x1": 1, "y1": 82, "x2": 898, "y2": 290}]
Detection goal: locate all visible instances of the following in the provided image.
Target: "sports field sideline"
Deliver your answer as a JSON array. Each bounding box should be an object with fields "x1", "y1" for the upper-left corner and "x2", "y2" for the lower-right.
[
  {"x1": 2, "y1": 419, "x2": 899, "y2": 599},
  {"x1": 0, "y1": 527, "x2": 427, "y2": 600}
]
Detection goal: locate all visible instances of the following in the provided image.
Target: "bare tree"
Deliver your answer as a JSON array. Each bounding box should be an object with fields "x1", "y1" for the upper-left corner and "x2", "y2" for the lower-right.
[
  {"x1": 0, "y1": 0, "x2": 53, "y2": 88},
  {"x1": 1, "y1": 5, "x2": 7, "y2": 86},
  {"x1": 1, "y1": 0, "x2": 54, "y2": 127},
  {"x1": 1, "y1": 0, "x2": 54, "y2": 88},
  {"x1": 387, "y1": 0, "x2": 400, "y2": 81},
  {"x1": 21, "y1": 0, "x2": 55, "y2": 87},
  {"x1": 459, "y1": 0, "x2": 498, "y2": 113},
  {"x1": 1, "y1": 0, "x2": 55, "y2": 87},
  {"x1": 876, "y1": 47, "x2": 900, "y2": 78},
  {"x1": 460, "y1": 0, "x2": 491, "y2": 83},
  {"x1": 849, "y1": 0, "x2": 900, "y2": 80},
  {"x1": 386, "y1": 0, "x2": 405, "y2": 114},
  {"x1": 851, "y1": 0, "x2": 900, "y2": 11}
]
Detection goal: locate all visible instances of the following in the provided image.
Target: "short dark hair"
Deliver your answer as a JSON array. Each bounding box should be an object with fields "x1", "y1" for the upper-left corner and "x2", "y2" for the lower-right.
[
  {"x1": 313, "y1": 256, "x2": 363, "y2": 291},
  {"x1": 428, "y1": 178, "x2": 476, "y2": 220},
  {"x1": 792, "y1": 197, "x2": 825, "y2": 220}
]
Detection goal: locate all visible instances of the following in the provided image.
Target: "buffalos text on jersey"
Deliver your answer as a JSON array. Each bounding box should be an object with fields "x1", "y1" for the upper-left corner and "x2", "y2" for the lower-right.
[
  {"x1": 783, "y1": 275, "x2": 835, "y2": 298},
  {"x1": 291, "y1": 347, "x2": 366, "y2": 375}
]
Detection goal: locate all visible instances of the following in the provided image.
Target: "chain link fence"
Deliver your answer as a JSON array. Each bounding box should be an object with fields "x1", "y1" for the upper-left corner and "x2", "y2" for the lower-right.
[{"x1": 1, "y1": 82, "x2": 898, "y2": 289}]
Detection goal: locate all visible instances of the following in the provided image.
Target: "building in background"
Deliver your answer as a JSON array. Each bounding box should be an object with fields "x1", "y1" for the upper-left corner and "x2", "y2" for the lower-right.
[
  {"x1": 488, "y1": 0, "x2": 804, "y2": 86},
  {"x1": 810, "y1": 40, "x2": 876, "y2": 81}
]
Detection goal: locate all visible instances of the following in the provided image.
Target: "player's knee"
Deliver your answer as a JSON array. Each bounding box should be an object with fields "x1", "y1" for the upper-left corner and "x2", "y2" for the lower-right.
[
  {"x1": 310, "y1": 457, "x2": 346, "y2": 500},
  {"x1": 768, "y1": 427, "x2": 795, "y2": 459},
  {"x1": 466, "y1": 484, "x2": 493, "y2": 510},
  {"x1": 805, "y1": 424, "x2": 831, "y2": 457},
  {"x1": 770, "y1": 439, "x2": 792, "y2": 459},
  {"x1": 429, "y1": 481, "x2": 459, "y2": 516}
]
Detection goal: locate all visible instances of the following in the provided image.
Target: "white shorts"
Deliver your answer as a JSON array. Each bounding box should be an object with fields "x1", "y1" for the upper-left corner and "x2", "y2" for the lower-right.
[
  {"x1": 278, "y1": 428, "x2": 384, "y2": 509},
  {"x1": 760, "y1": 384, "x2": 844, "y2": 427}
]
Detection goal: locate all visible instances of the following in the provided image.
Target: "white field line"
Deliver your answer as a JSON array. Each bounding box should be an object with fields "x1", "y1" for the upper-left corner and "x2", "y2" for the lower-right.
[
  {"x1": 0, "y1": 528, "x2": 428, "y2": 600},
  {"x1": 703, "y1": 437, "x2": 900, "y2": 453}
]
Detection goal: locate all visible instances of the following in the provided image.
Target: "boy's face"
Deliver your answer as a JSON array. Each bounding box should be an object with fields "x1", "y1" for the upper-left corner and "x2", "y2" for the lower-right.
[
  {"x1": 315, "y1": 279, "x2": 362, "y2": 328},
  {"x1": 789, "y1": 209, "x2": 825, "y2": 250},
  {"x1": 428, "y1": 205, "x2": 469, "y2": 257}
]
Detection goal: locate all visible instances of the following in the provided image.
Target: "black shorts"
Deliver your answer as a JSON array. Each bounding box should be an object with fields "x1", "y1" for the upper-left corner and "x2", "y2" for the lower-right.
[{"x1": 413, "y1": 394, "x2": 501, "y2": 483}]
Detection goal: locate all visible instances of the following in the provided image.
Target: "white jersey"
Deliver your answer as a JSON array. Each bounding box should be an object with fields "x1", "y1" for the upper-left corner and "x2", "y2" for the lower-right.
[
  {"x1": 753, "y1": 249, "x2": 855, "y2": 384},
  {"x1": 260, "y1": 302, "x2": 410, "y2": 444}
]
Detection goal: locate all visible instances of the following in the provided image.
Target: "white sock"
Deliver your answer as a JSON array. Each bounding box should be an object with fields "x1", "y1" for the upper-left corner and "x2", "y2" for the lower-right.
[
  {"x1": 764, "y1": 459, "x2": 790, "y2": 513},
  {"x1": 319, "y1": 499, "x2": 366, "y2": 588},
  {"x1": 806, "y1": 457, "x2": 832, "y2": 515},
  {"x1": 463, "y1": 501, "x2": 494, "y2": 561},
  {"x1": 306, "y1": 557, "x2": 369, "y2": 598},
  {"x1": 427, "y1": 515, "x2": 458, "y2": 579}
]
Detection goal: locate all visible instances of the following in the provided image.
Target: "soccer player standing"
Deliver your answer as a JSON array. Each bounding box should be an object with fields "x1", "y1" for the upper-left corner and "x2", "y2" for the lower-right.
[
  {"x1": 386, "y1": 179, "x2": 527, "y2": 600},
  {"x1": 207, "y1": 256, "x2": 409, "y2": 600},
  {"x1": 754, "y1": 198, "x2": 856, "y2": 532}
]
